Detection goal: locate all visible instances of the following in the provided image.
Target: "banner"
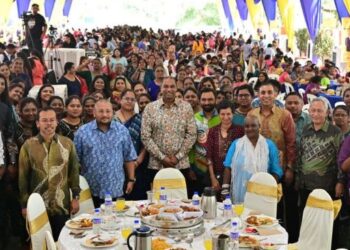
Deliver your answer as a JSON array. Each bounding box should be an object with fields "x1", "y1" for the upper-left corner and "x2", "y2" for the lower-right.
[
  {"x1": 236, "y1": 0, "x2": 248, "y2": 20},
  {"x1": 300, "y1": 0, "x2": 321, "y2": 41},
  {"x1": 16, "y1": 0, "x2": 31, "y2": 18},
  {"x1": 63, "y1": 0, "x2": 73, "y2": 17},
  {"x1": 277, "y1": 0, "x2": 295, "y2": 50},
  {"x1": 45, "y1": 0, "x2": 56, "y2": 19},
  {"x1": 334, "y1": 0, "x2": 350, "y2": 21},
  {"x1": 246, "y1": 0, "x2": 266, "y2": 30},
  {"x1": 262, "y1": 0, "x2": 276, "y2": 21},
  {"x1": 221, "y1": 0, "x2": 234, "y2": 31},
  {"x1": 344, "y1": 0, "x2": 350, "y2": 14},
  {"x1": 342, "y1": 18, "x2": 350, "y2": 72}
]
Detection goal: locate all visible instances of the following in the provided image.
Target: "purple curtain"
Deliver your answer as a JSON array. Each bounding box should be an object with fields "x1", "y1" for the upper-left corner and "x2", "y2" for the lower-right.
[
  {"x1": 63, "y1": 0, "x2": 73, "y2": 17},
  {"x1": 16, "y1": 0, "x2": 31, "y2": 17},
  {"x1": 261, "y1": 0, "x2": 276, "y2": 21},
  {"x1": 254, "y1": 0, "x2": 260, "y2": 3},
  {"x1": 236, "y1": 0, "x2": 248, "y2": 20},
  {"x1": 45, "y1": 0, "x2": 56, "y2": 20},
  {"x1": 334, "y1": 0, "x2": 350, "y2": 21},
  {"x1": 221, "y1": 0, "x2": 234, "y2": 31},
  {"x1": 300, "y1": 0, "x2": 321, "y2": 41}
]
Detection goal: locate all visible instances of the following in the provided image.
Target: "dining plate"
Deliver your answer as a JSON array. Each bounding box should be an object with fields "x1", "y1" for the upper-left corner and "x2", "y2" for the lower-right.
[
  {"x1": 81, "y1": 234, "x2": 118, "y2": 248},
  {"x1": 100, "y1": 203, "x2": 130, "y2": 212},
  {"x1": 65, "y1": 217, "x2": 93, "y2": 230},
  {"x1": 244, "y1": 215, "x2": 279, "y2": 228}
]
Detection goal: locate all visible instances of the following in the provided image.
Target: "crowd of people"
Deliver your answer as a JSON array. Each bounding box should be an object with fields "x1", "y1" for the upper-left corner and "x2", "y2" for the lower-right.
[{"x1": 1, "y1": 4, "x2": 350, "y2": 249}]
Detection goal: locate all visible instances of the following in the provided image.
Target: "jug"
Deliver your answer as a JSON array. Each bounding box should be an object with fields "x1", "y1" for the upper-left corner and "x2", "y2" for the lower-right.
[
  {"x1": 213, "y1": 234, "x2": 230, "y2": 250},
  {"x1": 201, "y1": 187, "x2": 217, "y2": 219},
  {"x1": 126, "y1": 226, "x2": 152, "y2": 250}
]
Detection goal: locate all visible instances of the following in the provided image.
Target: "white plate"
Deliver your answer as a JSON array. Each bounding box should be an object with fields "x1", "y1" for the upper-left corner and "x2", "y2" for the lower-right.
[
  {"x1": 65, "y1": 215, "x2": 93, "y2": 230},
  {"x1": 244, "y1": 215, "x2": 279, "y2": 228},
  {"x1": 81, "y1": 234, "x2": 118, "y2": 248}
]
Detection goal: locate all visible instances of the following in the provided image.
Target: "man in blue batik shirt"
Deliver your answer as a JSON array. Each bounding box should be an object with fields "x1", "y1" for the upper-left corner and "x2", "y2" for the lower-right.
[{"x1": 74, "y1": 100, "x2": 137, "y2": 207}]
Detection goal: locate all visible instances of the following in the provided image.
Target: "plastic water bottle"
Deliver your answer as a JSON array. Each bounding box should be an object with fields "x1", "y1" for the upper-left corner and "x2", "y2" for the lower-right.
[
  {"x1": 133, "y1": 219, "x2": 141, "y2": 230},
  {"x1": 159, "y1": 187, "x2": 167, "y2": 205},
  {"x1": 223, "y1": 195, "x2": 233, "y2": 219},
  {"x1": 92, "y1": 208, "x2": 102, "y2": 234},
  {"x1": 229, "y1": 221, "x2": 239, "y2": 250},
  {"x1": 104, "y1": 192, "x2": 113, "y2": 216},
  {"x1": 192, "y1": 191, "x2": 200, "y2": 207}
]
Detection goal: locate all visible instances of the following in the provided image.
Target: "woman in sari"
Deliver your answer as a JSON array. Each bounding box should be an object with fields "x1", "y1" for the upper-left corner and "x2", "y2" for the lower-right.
[
  {"x1": 222, "y1": 115, "x2": 283, "y2": 203},
  {"x1": 115, "y1": 89, "x2": 148, "y2": 200}
]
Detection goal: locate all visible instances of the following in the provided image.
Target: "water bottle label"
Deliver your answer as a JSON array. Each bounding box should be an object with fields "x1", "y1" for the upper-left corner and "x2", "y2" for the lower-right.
[
  {"x1": 224, "y1": 204, "x2": 232, "y2": 210},
  {"x1": 105, "y1": 200, "x2": 113, "y2": 206},
  {"x1": 159, "y1": 194, "x2": 167, "y2": 201},
  {"x1": 192, "y1": 200, "x2": 200, "y2": 206},
  {"x1": 230, "y1": 232, "x2": 239, "y2": 240},
  {"x1": 93, "y1": 218, "x2": 102, "y2": 224}
]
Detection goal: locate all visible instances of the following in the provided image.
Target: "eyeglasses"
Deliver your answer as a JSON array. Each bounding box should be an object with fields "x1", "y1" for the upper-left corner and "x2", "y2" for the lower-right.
[{"x1": 122, "y1": 97, "x2": 136, "y2": 102}]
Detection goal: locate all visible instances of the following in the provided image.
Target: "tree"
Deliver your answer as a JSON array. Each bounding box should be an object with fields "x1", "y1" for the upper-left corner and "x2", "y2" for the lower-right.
[
  {"x1": 295, "y1": 28, "x2": 309, "y2": 56},
  {"x1": 313, "y1": 30, "x2": 333, "y2": 61}
]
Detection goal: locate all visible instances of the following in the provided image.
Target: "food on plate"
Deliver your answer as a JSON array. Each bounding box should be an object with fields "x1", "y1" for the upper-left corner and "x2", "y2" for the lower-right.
[
  {"x1": 244, "y1": 226, "x2": 258, "y2": 234},
  {"x1": 85, "y1": 235, "x2": 117, "y2": 247},
  {"x1": 69, "y1": 218, "x2": 93, "y2": 228},
  {"x1": 260, "y1": 242, "x2": 277, "y2": 250},
  {"x1": 156, "y1": 213, "x2": 178, "y2": 222},
  {"x1": 180, "y1": 205, "x2": 200, "y2": 212},
  {"x1": 162, "y1": 207, "x2": 183, "y2": 214},
  {"x1": 167, "y1": 248, "x2": 187, "y2": 250},
  {"x1": 152, "y1": 238, "x2": 172, "y2": 250},
  {"x1": 246, "y1": 215, "x2": 275, "y2": 226},
  {"x1": 141, "y1": 204, "x2": 164, "y2": 216},
  {"x1": 239, "y1": 235, "x2": 259, "y2": 247}
]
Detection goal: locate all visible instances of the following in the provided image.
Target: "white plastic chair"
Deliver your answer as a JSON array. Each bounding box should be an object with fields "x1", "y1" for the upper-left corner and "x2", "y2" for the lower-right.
[
  {"x1": 297, "y1": 189, "x2": 338, "y2": 250},
  {"x1": 27, "y1": 193, "x2": 52, "y2": 250},
  {"x1": 306, "y1": 94, "x2": 317, "y2": 104},
  {"x1": 298, "y1": 88, "x2": 305, "y2": 97},
  {"x1": 45, "y1": 231, "x2": 57, "y2": 250},
  {"x1": 248, "y1": 77, "x2": 258, "y2": 89},
  {"x1": 284, "y1": 83, "x2": 295, "y2": 94},
  {"x1": 152, "y1": 168, "x2": 187, "y2": 199},
  {"x1": 268, "y1": 74, "x2": 279, "y2": 80},
  {"x1": 75, "y1": 175, "x2": 95, "y2": 216},
  {"x1": 244, "y1": 172, "x2": 279, "y2": 218}
]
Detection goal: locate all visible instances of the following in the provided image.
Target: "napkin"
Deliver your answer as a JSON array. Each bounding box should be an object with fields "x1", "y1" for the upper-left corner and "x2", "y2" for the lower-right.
[{"x1": 257, "y1": 228, "x2": 282, "y2": 236}]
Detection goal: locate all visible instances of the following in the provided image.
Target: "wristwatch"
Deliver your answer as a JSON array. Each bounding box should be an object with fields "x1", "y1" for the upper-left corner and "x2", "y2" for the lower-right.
[
  {"x1": 128, "y1": 178, "x2": 136, "y2": 183},
  {"x1": 74, "y1": 195, "x2": 80, "y2": 200}
]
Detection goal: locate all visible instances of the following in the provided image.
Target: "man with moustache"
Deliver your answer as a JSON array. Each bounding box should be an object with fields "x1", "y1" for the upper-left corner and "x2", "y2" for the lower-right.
[
  {"x1": 142, "y1": 77, "x2": 196, "y2": 188},
  {"x1": 74, "y1": 100, "x2": 137, "y2": 207},
  {"x1": 19, "y1": 107, "x2": 80, "y2": 240},
  {"x1": 189, "y1": 88, "x2": 220, "y2": 195}
]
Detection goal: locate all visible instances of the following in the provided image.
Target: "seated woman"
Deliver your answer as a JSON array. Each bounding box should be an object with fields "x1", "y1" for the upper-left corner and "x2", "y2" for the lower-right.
[
  {"x1": 206, "y1": 100, "x2": 244, "y2": 192},
  {"x1": 222, "y1": 115, "x2": 283, "y2": 203},
  {"x1": 333, "y1": 105, "x2": 350, "y2": 137}
]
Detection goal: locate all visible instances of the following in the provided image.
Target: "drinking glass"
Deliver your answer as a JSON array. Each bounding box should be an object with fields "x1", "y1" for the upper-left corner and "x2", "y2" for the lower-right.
[
  {"x1": 120, "y1": 222, "x2": 133, "y2": 244},
  {"x1": 203, "y1": 230, "x2": 213, "y2": 250},
  {"x1": 233, "y1": 203, "x2": 245, "y2": 228},
  {"x1": 115, "y1": 198, "x2": 126, "y2": 212}
]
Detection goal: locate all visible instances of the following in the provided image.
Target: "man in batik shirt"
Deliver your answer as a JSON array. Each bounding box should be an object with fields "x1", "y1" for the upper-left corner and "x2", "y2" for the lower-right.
[{"x1": 19, "y1": 107, "x2": 80, "y2": 240}]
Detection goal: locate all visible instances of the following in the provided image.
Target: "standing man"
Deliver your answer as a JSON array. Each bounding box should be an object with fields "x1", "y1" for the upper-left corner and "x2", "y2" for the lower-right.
[
  {"x1": 141, "y1": 77, "x2": 196, "y2": 189},
  {"x1": 190, "y1": 88, "x2": 220, "y2": 195},
  {"x1": 25, "y1": 4, "x2": 47, "y2": 55},
  {"x1": 232, "y1": 85, "x2": 254, "y2": 126},
  {"x1": 19, "y1": 107, "x2": 80, "y2": 240},
  {"x1": 284, "y1": 92, "x2": 311, "y2": 149},
  {"x1": 248, "y1": 80, "x2": 297, "y2": 241},
  {"x1": 297, "y1": 97, "x2": 344, "y2": 209},
  {"x1": 74, "y1": 100, "x2": 137, "y2": 207}
]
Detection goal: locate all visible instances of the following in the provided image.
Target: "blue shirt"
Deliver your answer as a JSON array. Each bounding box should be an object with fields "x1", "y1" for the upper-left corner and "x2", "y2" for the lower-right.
[
  {"x1": 74, "y1": 120, "x2": 137, "y2": 198},
  {"x1": 147, "y1": 80, "x2": 161, "y2": 101}
]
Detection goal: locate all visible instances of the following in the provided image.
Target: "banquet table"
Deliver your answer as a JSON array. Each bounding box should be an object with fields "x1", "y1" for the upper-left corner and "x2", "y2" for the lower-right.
[{"x1": 58, "y1": 201, "x2": 288, "y2": 250}]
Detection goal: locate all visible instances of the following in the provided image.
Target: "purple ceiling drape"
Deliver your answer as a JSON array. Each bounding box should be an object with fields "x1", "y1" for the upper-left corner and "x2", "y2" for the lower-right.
[
  {"x1": 334, "y1": 0, "x2": 350, "y2": 21},
  {"x1": 221, "y1": 0, "x2": 234, "y2": 31},
  {"x1": 45, "y1": 0, "x2": 56, "y2": 20},
  {"x1": 63, "y1": 0, "x2": 73, "y2": 17},
  {"x1": 16, "y1": 0, "x2": 31, "y2": 17},
  {"x1": 300, "y1": 0, "x2": 322, "y2": 41},
  {"x1": 262, "y1": 0, "x2": 276, "y2": 21},
  {"x1": 236, "y1": 0, "x2": 248, "y2": 20}
]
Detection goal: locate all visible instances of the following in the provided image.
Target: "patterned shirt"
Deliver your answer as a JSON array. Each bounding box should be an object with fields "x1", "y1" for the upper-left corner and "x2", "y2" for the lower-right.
[
  {"x1": 294, "y1": 111, "x2": 311, "y2": 150},
  {"x1": 74, "y1": 120, "x2": 137, "y2": 198},
  {"x1": 19, "y1": 134, "x2": 80, "y2": 216},
  {"x1": 190, "y1": 110, "x2": 221, "y2": 175},
  {"x1": 141, "y1": 99, "x2": 197, "y2": 170},
  {"x1": 298, "y1": 121, "x2": 343, "y2": 192},
  {"x1": 248, "y1": 105, "x2": 296, "y2": 168}
]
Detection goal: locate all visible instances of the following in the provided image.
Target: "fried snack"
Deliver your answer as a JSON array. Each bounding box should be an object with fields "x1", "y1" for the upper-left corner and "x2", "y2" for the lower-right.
[
  {"x1": 239, "y1": 236, "x2": 259, "y2": 247},
  {"x1": 152, "y1": 238, "x2": 172, "y2": 250},
  {"x1": 246, "y1": 216, "x2": 274, "y2": 226},
  {"x1": 246, "y1": 216, "x2": 259, "y2": 226},
  {"x1": 180, "y1": 205, "x2": 200, "y2": 212},
  {"x1": 141, "y1": 204, "x2": 165, "y2": 216},
  {"x1": 80, "y1": 218, "x2": 93, "y2": 228},
  {"x1": 162, "y1": 207, "x2": 182, "y2": 213}
]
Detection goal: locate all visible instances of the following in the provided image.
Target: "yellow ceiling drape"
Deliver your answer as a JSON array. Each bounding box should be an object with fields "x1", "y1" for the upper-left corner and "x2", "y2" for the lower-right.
[
  {"x1": 277, "y1": 0, "x2": 295, "y2": 49},
  {"x1": 0, "y1": 0, "x2": 15, "y2": 25},
  {"x1": 344, "y1": 0, "x2": 350, "y2": 14}
]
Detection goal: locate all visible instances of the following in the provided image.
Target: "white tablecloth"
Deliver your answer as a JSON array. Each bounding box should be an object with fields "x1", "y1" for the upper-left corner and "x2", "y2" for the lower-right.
[{"x1": 58, "y1": 202, "x2": 288, "y2": 250}]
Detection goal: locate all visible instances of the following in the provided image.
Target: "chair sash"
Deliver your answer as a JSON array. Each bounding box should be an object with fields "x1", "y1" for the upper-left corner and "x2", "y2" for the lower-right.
[
  {"x1": 246, "y1": 181, "x2": 283, "y2": 202},
  {"x1": 26, "y1": 211, "x2": 51, "y2": 250},
  {"x1": 79, "y1": 188, "x2": 92, "y2": 202},
  {"x1": 153, "y1": 178, "x2": 186, "y2": 190},
  {"x1": 306, "y1": 196, "x2": 342, "y2": 219}
]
